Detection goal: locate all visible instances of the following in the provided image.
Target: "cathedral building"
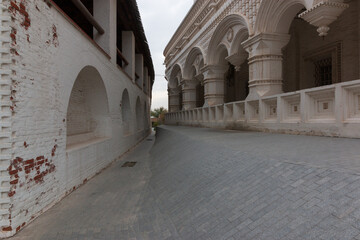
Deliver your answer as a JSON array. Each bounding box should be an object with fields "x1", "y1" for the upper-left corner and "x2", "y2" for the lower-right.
[{"x1": 164, "y1": 0, "x2": 360, "y2": 138}]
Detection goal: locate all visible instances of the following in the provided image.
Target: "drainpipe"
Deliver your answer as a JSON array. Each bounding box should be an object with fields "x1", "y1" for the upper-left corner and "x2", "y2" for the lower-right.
[{"x1": 70, "y1": 0, "x2": 105, "y2": 35}]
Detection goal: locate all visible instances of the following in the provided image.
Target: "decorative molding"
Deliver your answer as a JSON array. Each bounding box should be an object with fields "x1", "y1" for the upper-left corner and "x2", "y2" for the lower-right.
[
  {"x1": 227, "y1": 27, "x2": 234, "y2": 42},
  {"x1": 165, "y1": 0, "x2": 260, "y2": 67},
  {"x1": 299, "y1": 1, "x2": 349, "y2": 37}
]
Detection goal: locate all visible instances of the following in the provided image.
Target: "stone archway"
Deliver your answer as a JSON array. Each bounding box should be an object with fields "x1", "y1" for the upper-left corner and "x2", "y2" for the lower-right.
[
  {"x1": 183, "y1": 47, "x2": 206, "y2": 109},
  {"x1": 204, "y1": 14, "x2": 250, "y2": 106},
  {"x1": 168, "y1": 64, "x2": 183, "y2": 112}
]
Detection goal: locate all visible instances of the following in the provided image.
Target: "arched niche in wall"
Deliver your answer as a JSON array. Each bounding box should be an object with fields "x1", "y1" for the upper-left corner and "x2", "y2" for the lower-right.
[
  {"x1": 121, "y1": 89, "x2": 131, "y2": 135},
  {"x1": 135, "y1": 97, "x2": 142, "y2": 131},
  {"x1": 66, "y1": 66, "x2": 111, "y2": 148}
]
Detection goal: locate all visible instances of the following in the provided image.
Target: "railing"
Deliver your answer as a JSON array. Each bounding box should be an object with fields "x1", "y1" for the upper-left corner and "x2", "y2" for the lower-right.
[
  {"x1": 117, "y1": 48, "x2": 129, "y2": 67},
  {"x1": 165, "y1": 79, "x2": 360, "y2": 138}
]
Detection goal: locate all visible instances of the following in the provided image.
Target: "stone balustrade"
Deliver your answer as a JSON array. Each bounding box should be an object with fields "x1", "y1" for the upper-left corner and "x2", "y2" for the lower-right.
[{"x1": 165, "y1": 79, "x2": 360, "y2": 138}]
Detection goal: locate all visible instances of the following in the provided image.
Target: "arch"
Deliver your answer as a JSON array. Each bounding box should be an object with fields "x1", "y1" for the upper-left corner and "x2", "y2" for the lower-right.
[
  {"x1": 121, "y1": 89, "x2": 131, "y2": 135},
  {"x1": 135, "y1": 97, "x2": 142, "y2": 131},
  {"x1": 229, "y1": 28, "x2": 249, "y2": 57},
  {"x1": 183, "y1": 47, "x2": 205, "y2": 79},
  {"x1": 255, "y1": 0, "x2": 312, "y2": 34},
  {"x1": 168, "y1": 63, "x2": 183, "y2": 112},
  {"x1": 66, "y1": 66, "x2": 110, "y2": 147},
  {"x1": 216, "y1": 44, "x2": 230, "y2": 66},
  {"x1": 169, "y1": 64, "x2": 183, "y2": 88},
  {"x1": 207, "y1": 14, "x2": 250, "y2": 65}
]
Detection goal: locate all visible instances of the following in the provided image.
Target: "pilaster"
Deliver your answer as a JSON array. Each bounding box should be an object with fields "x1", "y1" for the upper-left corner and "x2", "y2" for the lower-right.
[
  {"x1": 93, "y1": 0, "x2": 117, "y2": 64},
  {"x1": 122, "y1": 31, "x2": 135, "y2": 81}
]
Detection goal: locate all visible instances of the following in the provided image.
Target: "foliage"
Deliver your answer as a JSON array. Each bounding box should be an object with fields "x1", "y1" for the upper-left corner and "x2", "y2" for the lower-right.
[
  {"x1": 151, "y1": 107, "x2": 168, "y2": 126},
  {"x1": 151, "y1": 107, "x2": 168, "y2": 118}
]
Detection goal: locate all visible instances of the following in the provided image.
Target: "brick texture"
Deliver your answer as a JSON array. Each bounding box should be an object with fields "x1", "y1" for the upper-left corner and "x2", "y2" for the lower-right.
[{"x1": 0, "y1": 0, "x2": 151, "y2": 237}]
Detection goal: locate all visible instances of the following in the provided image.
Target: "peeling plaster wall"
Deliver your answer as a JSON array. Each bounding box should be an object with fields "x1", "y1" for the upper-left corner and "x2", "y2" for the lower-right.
[{"x1": 1, "y1": 0, "x2": 151, "y2": 237}]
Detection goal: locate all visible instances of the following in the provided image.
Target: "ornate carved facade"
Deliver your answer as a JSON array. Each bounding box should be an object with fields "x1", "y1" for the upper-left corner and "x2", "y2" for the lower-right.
[{"x1": 164, "y1": 0, "x2": 360, "y2": 138}]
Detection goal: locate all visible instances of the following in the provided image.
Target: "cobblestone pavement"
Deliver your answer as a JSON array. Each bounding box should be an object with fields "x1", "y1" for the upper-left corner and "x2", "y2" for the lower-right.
[{"x1": 11, "y1": 126, "x2": 360, "y2": 240}]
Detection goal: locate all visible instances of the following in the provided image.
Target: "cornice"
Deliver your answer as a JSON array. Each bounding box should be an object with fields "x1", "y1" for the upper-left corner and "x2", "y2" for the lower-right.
[
  {"x1": 164, "y1": 0, "x2": 209, "y2": 57},
  {"x1": 164, "y1": 0, "x2": 225, "y2": 62},
  {"x1": 164, "y1": 0, "x2": 260, "y2": 69}
]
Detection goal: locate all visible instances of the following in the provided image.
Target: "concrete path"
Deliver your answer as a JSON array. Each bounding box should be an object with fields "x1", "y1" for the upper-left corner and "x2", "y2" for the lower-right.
[{"x1": 11, "y1": 126, "x2": 360, "y2": 240}]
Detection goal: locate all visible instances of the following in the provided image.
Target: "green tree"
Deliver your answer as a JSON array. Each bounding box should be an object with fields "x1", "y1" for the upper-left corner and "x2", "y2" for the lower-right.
[
  {"x1": 151, "y1": 107, "x2": 168, "y2": 118},
  {"x1": 151, "y1": 107, "x2": 168, "y2": 125}
]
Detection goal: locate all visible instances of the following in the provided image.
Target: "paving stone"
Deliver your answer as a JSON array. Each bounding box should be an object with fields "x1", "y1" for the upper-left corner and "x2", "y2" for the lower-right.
[{"x1": 10, "y1": 126, "x2": 360, "y2": 239}]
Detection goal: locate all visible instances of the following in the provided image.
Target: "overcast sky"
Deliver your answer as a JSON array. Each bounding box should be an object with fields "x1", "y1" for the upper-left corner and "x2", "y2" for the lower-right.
[{"x1": 137, "y1": 0, "x2": 193, "y2": 110}]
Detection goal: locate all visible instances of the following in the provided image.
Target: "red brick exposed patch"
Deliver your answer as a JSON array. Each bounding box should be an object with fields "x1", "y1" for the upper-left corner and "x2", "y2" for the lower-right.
[
  {"x1": 10, "y1": 179, "x2": 18, "y2": 185},
  {"x1": 10, "y1": 29, "x2": 16, "y2": 45},
  {"x1": 51, "y1": 144, "x2": 57, "y2": 156},
  {"x1": 24, "y1": 141, "x2": 29, "y2": 148},
  {"x1": 52, "y1": 24, "x2": 59, "y2": 47},
  {"x1": 8, "y1": 148, "x2": 57, "y2": 197},
  {"x1": 8, "y1": 191, "x2": 16, "y2": 197},
  {"x1": 10, "y1": 1, "x2": 19, "y2": 11},
  {"x1": 2, "y1": 226, "x2": 12, "y2": 232},
  {"x1": 9, "y1": 1, "x2": 31, "y2": 30}
]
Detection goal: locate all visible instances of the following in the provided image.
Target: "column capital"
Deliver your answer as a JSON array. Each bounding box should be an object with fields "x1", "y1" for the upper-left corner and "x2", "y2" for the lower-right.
[
  {"x1": 242, "y1": 33, "x2": 291, "y2": 57},
  {"x1": 299, "y1": 1, "x2": 348, "y2": 37}
]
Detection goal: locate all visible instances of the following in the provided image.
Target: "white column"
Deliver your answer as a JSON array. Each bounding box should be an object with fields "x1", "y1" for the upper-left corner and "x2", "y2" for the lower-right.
[
  {"x1": 242, "y1": 33, "x2": 290, "y2": 100},
  {"x1": 168, "y1": 88, "x2": 181, "y2": 112},
  {"x1": 122, "y1": 31, "x2": 135, "y2": 81},
  {"x1": 93, "y1": 0, "x2": 117, "y2": 63},
  {"x1": 202, "y1": 65, "x2": 227, "y2": 106},
  {"x1": 181, "y1": 79, "x2": 198, "y2": 110}
]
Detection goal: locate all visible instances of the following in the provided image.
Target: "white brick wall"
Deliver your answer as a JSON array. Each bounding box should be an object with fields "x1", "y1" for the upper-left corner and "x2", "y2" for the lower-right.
[{"x1": 0, "y1": 0, "x2": 151, "y2": 237}]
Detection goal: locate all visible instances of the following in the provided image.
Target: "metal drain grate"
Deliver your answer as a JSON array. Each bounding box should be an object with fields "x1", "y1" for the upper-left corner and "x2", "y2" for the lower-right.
[{"x1": 121, "y1": 162, "x2": 137, "y2": 168}]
